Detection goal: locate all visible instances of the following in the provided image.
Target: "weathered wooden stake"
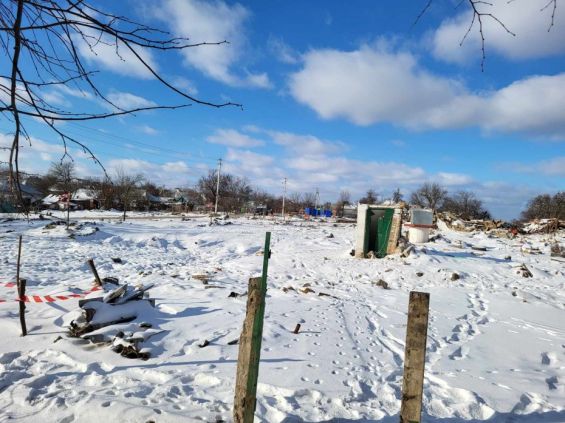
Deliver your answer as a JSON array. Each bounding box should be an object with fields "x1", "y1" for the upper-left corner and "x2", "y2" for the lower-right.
[
  {"x1": 233, "y1": 232, "x2": 271, "y2": 423},
  {"x1": 16, "y1": 235, "x2": 22, "y2": 284},
  {"x1": 17, "y1": 278, "x2": 27, "y2": 336},
  {"x1": 87, "y1": 258, "x2": 103, "y2": 286},
  {"x1": 15, "y1": 235, "x2": 27, "y2": 336},
  {"x1": 293, "y1": 323, "x2": 301, "y2": 334},
  {"x1": 400, "y1": 291, "x2": 430, "y2": 423}
]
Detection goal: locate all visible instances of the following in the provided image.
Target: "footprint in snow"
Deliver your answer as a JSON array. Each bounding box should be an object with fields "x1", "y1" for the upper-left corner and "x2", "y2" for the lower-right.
[
  {"x1": 449, "y1": 346, "x2": 470, "y2": 360},
  {"x1": 541, "y1": 352, "x2": 556, "y2": 366}
]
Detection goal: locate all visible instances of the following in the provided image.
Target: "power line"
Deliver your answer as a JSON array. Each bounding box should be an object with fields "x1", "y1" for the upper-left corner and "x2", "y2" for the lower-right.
[
  {"x1": 62, "y1": 123, "x2": 218, "y2": 165},
  {"x1": 66, "y1": 122, "x2": 219, "y2": 162}
]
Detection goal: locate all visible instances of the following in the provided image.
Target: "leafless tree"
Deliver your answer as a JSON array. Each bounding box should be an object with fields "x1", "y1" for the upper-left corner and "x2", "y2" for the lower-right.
[
  {"x1": 197, "y1": 170, "x2": 252, "y2": 213},
  {"x1": 113, "y1": 168, "x2": 143, "y2": 221},
  {"x1": 392, "y1": 188, "x2": 403, "y2": 204},
  {"x1": 441, "y1": 190, "x2": 491, "y2": 220},
  {"x1": 410, "y1": 182, "x2": 447, "y2": 212},
  {"x1": 302, "y1": 192, "x2": 317, "y2": 209},
  {"x1": 47, "y1": 160, "x2": 78, "y2": 226},
  {"x1": 359, "y1": 189, "x2": 378, "y2": 205},
  {"x1": 521, "y1": 191, "x2": 564, "y2": 221},
  {"x1": 95, "y1": 176, "x2": 115, "y2": 210},
  {"x1": 414, "y1": 0, "x2": 559, "y2": 70},
  {"x1": 335, "y1": 190, "x2": 351, "y2": 216},
  {"x1": 0, "y1": 0, "x2": 239, "y2": 210},
  {"x1": 287, "y1": 192, "x2": 303, "y2": 213}
]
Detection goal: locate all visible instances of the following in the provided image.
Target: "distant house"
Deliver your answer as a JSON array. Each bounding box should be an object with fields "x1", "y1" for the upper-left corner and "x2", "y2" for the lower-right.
[
  {"x1": 342, "y1": 204, "x2": 358, "y2": 219},
  {"x1": 41, "y1": 188, "x2": 99, "y2": 210},
  {"x1": 0, "y1": 180, "x2": 42, "y2": 211},
  {"x1": 72, "y1": 188, "x2": 99, "y2": 210},
  {"x1": 42, "y1": 193, "x2": 78, "y2": 210}
]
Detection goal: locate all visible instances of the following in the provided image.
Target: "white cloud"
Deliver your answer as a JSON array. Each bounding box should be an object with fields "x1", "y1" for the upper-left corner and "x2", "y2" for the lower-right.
[
  {"x1": 501, "y1": 156, "x2": 565, "y2": 176},
  {"x1": 56, "y1": 85, "x2": 94, "y2": 100},
  {"x1": 268, "y1": 36, "x2": 300, "y2": 64},
  {"x1": 208, "y1": 126, "x2": 539, "y2": 216},
  {"x1": 170, "y1": 76, "x2": 199, "y2": 96},
  {"x1": 223, "y1": 148, "x2": 284, "y2": 189},
  {"x1": 162, "y1": 161, "x2": 190, "y2": 173},
  {"x1": 106, "y1": 92, "x2": 157, "y2": 110},
  {"x1": 288, "y1": 44, "x2": 565, "y2": 139},
  {"x1": 226, "y1": 148, "x2": 274, "y2": 167},
  {"x1": 106, "y1": 159, "x2": 194, "y2": 186},
  {"x1": 75, "y1": 33, "x2": 157, "y2": 79},
  {"x1": 153, "y1": 0, "x2": 270, "y2": 88},
  {"x1": 479, "y1": 74, "x2": 565, "y2": 139},
  {"x1": 267, "y1": 130, "x2": 346, "y2": 155},
  {"x1": 0, "y1": 133, "x2": 94, "y2": 176},
  {"x1": 435, "y1": 172, "x2": 474, "y2": 186},
  {"x1": 138, "y1": 125, "x2": 159, "y2": 136},
  {"x1": 245, "y1": 72, "x2": 272, "y2": 89},
  {"x1": 432, "y1": 0, "x2": 565, "y2": 63},
  {"x1": 207, "y1": 129, "x2": 265, "y2": 148},
  {"x1": 289, "y1": 45, "x2": 464, "y2": 126}
]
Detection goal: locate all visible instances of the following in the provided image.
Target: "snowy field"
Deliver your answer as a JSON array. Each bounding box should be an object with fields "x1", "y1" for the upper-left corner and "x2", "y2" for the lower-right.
[{"x1": 0, "y1": 212, "x2": 564, "y2": 423}]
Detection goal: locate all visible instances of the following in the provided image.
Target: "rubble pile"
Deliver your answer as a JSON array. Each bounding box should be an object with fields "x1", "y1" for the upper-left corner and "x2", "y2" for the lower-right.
[
  {"x1": 522, "y1": 218, "x2": 564, "y2": 234},
  {"x1": 437, "y1": 212, "x2": 564, "y2": 237},
  {"x1": 68, "y1": 281, "x2": 160, "y2": 360},
  {"x1": 436, "y1": 212, "x2": 508, "y2": 233}
]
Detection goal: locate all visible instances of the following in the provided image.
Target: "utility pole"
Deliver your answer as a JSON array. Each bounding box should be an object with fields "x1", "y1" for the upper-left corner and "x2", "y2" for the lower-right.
[
  {"x1": 314, "y1": 187, "x2": 320, "y2": 215},
  {"x1": 282, "y1": 178, "x2": 287, "y2": 221},
  {"x1": 214, "y1": 158, "x2": 222, "y2": 215}
]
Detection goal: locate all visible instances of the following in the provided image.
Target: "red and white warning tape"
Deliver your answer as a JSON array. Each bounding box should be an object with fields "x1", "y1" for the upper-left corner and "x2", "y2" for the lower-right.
[{"x1": 0, "y1": 284, "x2": 101, "y2": 304}]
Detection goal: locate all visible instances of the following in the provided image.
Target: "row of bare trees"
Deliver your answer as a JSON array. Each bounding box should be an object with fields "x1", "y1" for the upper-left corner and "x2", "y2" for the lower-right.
[
  {"x1": 334, "y1": 183, "x2": 490, "y2": 220},
  {"x1": 6, "y1": 162, "x2": 562, "y2": 221},
  {"x1": 521, "y1": 192, "x2": 564, "y2": 221}
]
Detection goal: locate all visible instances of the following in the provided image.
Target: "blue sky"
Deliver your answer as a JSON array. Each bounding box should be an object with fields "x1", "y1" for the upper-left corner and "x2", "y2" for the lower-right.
[{"x1": 1, "y1": 0, "x2": 564, "y2": 219}]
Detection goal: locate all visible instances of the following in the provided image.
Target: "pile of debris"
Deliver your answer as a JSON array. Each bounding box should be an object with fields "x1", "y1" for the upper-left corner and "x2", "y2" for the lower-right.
[
  {"x1": 68, "y1": 281, "x2": 160, "y2": 360},
  {"x1": 522, "y1": 218, "x2": 564, "y2": 234},
  {"x1": 436, "y1": 212, "x2": 508, "y2": 233}
]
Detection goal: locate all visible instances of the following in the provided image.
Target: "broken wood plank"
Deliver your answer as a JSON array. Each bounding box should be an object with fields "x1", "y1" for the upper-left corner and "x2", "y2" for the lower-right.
[
  {"x1": 79, "y1": 297, "x2": 155, "y2": 307},
  {"x1": 103, "y1": 283, "x2": 128, "y2": 303},
  {"x1": 400, "y1": 291, "x2": 430, "y2": 423},
  {"x1": 87, "y1": 259, "x2": 102, "y2": 286},
  {"x1": 401, "y1": 244, "x2": 414, "y2": 258}
]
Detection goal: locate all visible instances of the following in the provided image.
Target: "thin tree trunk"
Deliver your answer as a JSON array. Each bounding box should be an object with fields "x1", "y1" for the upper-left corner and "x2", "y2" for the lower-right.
[{"x1": 8, "y1": 0, "x2": 25, "y2": 211}]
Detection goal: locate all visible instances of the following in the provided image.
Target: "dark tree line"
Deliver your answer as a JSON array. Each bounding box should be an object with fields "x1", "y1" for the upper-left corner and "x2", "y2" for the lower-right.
[
  {"x1": 197, "y1": 171, "x2": 253, "y2": 213},
  {"x1": 521, "y1": 192, "x2": 564, "y2": 221}
]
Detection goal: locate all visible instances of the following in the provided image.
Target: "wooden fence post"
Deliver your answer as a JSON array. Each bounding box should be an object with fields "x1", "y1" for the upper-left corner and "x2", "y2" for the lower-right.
[
  {"x1": 17, "y1": 278, "x2": 27, "y2": 336},
  {"x1": 400, "y1": 291, "x2": 430, "y2": 423},
  {"x1": 15, "y1": 235, "x2": 27, "y2": 336},
  {"x1": 87, "y1": 258, "x2": 103, "y2": 286},
  {"x1": 16, "y1": 235, "x2": 22, "y2": 285},
  {"x1": 233, "y1": 232, "x2": 271, "y2": 423}
]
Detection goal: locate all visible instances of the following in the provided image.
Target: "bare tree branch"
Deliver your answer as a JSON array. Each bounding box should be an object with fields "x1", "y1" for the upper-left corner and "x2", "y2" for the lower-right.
[
  {"x1": 414, "y1": 0, "x2": 559, "y2": 70},
  {"x1": 0, "y1": 0, "x2": 243, "y2": 211}
]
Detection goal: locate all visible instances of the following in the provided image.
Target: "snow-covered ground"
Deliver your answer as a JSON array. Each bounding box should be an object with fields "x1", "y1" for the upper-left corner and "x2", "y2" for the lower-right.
[{"x1": 0, "y1": 212, "x2": 564, "y2": 422}]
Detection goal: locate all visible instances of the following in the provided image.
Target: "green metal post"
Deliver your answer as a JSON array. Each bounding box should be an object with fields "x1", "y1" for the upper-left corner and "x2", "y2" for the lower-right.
[{"x1": 234, "y1": 231, "x2": 271, "y2": 423}]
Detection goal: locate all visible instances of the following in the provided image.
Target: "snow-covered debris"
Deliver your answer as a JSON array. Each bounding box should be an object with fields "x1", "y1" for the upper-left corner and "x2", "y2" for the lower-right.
[{"x1": 0, "y1": 211, "x2": 564, "y2": 422}]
